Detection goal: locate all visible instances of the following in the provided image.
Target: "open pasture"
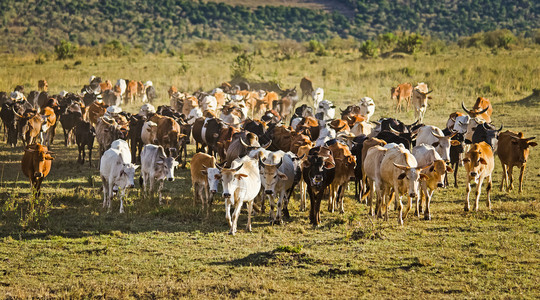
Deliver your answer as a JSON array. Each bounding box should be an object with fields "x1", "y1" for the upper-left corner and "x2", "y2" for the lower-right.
[{"x1": 0, "y1": 48, "x2": 539, "y2": 298}]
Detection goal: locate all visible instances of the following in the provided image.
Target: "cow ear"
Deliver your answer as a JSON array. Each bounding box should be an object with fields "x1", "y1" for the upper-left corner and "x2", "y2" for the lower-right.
[
  {"x1": 529, "y1": 142, "x2": 538, "y2": 147},
  {"x1": 432, "y1": 142, "x2": 439, "y2": 147},
  {"x1": 446, "y1": 166, "x2": 453, "y2": 172},
  {"x1": 215, "y1": 174, "x2": 222, "y2": 180},
  {"x1": 450, "y1": 140, "x2": 461, "y2": 146},
  {"x1": 277, "y1": 172, "x2": 288, "y2": 180},
  {"x1": 429, "y1": 165, "x2": 435, "y2": 172},
  {"x1": 419, "y1": 173, "x2": 429, "y2": 180},
  {"x1": 201, "y1": 170, "x2": 208, "y2": 175},
  {"x1": 301, "y1": 160, "x2": 311, "y2": 169},
  {"x1": 44, "y1": 154, "x2": 54, "y2": 160},
  {"x1": 324, "y1": 161, "x2": 335, "y2": 169},
  {"x1": 397, "y1": 173, "x2": 406, "y2": 180},
  {"x1": 479, "y1": 158, "x2": 487, "y2": 165},
  {"x1": 235, "y1": 173, "x2": 248, "y2": 180},
  {"x1": 462, "y1": 158, "x2": 470, "y2": 163}
]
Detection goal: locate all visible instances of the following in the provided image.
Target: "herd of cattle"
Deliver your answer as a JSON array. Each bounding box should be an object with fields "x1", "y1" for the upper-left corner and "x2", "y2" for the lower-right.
[{"x1": 0, "y1": 76, "x2": 537, "y2": 234}]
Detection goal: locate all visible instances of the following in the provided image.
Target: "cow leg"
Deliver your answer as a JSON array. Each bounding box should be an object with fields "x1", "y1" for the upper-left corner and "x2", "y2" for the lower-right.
[
  {"x1": 314, "y1": 192, "x2": 323, "y2": 226},
  {"x1": 246, "y1": 200, "x2": 253, "y2": 232},
  {"x1": 268, "y1": 195, "x2": 276, "y2": 224},
  {"x1": 308, "y1": 188, "x2": 317, "y2": 225},
  {"x1": 403, "y1": 194, "x2": 412, "y2": 220},
  {"x1": 500, "y1": 164, "x2": 508, "y2": 191},
  {"x1": 474, "y1": 177, "x2": 485, "y2": 211},
  {"x1": 464, "y1": 179, "x2": 471, "y2": 212},
  {"x1": 327, "y1": 185, "x2": 335, "y2": 213},
  {"x1": 453, "y1": 162, "x2": 459, "y2": 188},
  {"x1": 119, "y1": 188, "x2": 126, "y2": 213},
  {"x1": 300, "y1": 181, "x2": 307, "y2": 211},
  {"x1": 337, "y1": 185, "x2": 345, "y2": 214},
  {"x1": 508, "y1": 165, "x2": 515, "y2": 192},
  {"x1": 276, "y1": 193, "x2": 283, "y2": 225},
  {"x1": 486, "y1": 175, "x2": 492, "y2": 210},
  {"x1": 424, "y1": 189, "x2": 434, "y2": 221},
  {"x1": 101, "y1": 176, "x2": 108, "y2": 209},
  {"x1": 63, "y1": 128, "x2": 68, "y2": 146},
  {"x1": 88, "y1": 145, "x2": 93, "y2": 167},
  {"x1": 397, "y1": 194, "x2": 404, "y2": 226},
  {"x1": 182, "y1": 144, "x2": 188, "y2": 168},
  {"x1": 193, "y1": 182, "x2": 200, "y2": 207},
  {"x1": 158, "y1": 179, "x2": 165, "y2": 205},
  {"x1": 230, "y1": 199, "x2": 243, "y2": 235},
  {"x1": 225, "y1": 198, "x2": 233, "y2": 230},
  {"x1": 518, "y1": 165, "x2": 526, "y2": 193},
  {"x1": 204, "y1": 183, "x2": 211, "y2": 219}
]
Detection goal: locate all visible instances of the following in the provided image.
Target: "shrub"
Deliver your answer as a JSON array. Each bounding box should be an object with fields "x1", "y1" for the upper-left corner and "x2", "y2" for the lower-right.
[
  {"x1": 396, "y1": 33, "x2": 423, "y2": 54},
  {"x1": 54, "y1": 40, "x2": 77, "y2": 60},
  {"x1": 359, "y1": 40, "x2": 379, "y2": 58},
  {"x1": 377, "y1": 32, "x2": 398, "y2": 52},
  {"x1": 484, "y1": 29, "x2": 515, "y2": 49},
  {"x1": 231, "y1": 52, "x2": 254, "y2": 79},
  {"x1": 307, "y1": 40, "x2": 328, "y2": 56}
]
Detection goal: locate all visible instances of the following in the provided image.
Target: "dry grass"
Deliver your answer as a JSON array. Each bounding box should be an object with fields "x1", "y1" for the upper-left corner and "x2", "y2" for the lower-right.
[{"x1": 0, "y1": 47, "x2": 539, "y2": 298}]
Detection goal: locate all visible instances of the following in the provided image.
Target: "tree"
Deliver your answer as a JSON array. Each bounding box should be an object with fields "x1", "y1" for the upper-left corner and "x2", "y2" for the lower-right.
[{"x1": 54, "y1": 40, "x2": 77, "y2": 60}]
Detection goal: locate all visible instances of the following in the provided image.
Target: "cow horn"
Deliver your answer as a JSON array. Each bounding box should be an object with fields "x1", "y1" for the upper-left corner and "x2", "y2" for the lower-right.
[
  {"x1": 336, "y1": 125, "x2": 346, "y2": 132},
  {"x1": 233, "y1": 163, "x2": 243, "y2": 172},
  {"x1": 425, "y1": 90, "x2": 433, "y2": 95},
  {"x1": 215, "y1": 162, "x2": 224, "y2": 170},
  {"x1": 525, "y1": 137, "x2": 536, "y2": 141},
  {"x1": 262, "y1": 140, "x2": 272, "y2": 149},
  {"x1": 477, "y1": 106, "x2": 490, "y2": 115},
  {"x1": 393, "y1": 163, "x2": 410, "y2": 171},
  {"x1": 12, "y1": 107, "x2": 23, "y2": 118},
  {"x1": 371, "y1": 120, "x2": 380, "y2": 125},
  {"x1": 259, "y1": 157, "x2": 270, "y2": 167},
  {"x1": 239, "y1": 137, "x2": 250, "y2": 148},
  {"x1": 431, "y1": 131, "x2": 445, "y2": 139},
  {"x1": 389, "y1": 126, "x2": 400, "y2": 135},
  {"x1": 276, "y1": 158, "x2": 283, "y2": 169},
  {"x1": 498, "y1": 124, "x2": 503, "y2": 132},
  {"x1": 461, "y1": 102, "x2": 472, "y2": 114}
]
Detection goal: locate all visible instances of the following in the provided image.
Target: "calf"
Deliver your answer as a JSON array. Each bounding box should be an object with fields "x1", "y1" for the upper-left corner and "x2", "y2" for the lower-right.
[
  {"x1": 358, "y1": 97, "x2": 375, "y2": 121},
  {"x1": 463, "y1": 142, "x2": 495, "y2": 211},
  {"x1": 191, "y1": 153, "x2": 218, "y2": 217},
  {"x1": 219, "y1": 156, "x2": 261, "y2": 235},
  {"x1": 497, "y1": 131, "x2": 537, "y2": 193},
  {"x1": 100, "y1": 146, "x2": 138, "y2": 213},
  {"x1": 21, "y1": 143, "x2": 54, "y2": 197},
  {"x1": 391, "y1": 83, "x2": 413, "y2": 112},
  {"x1": 96, "y1": 117, "x2": 124, "y2": 158},
  {"x1": 74, "y1": 119, "x2": 95, "y2": 166},
  {"x1": 300, "y1": 77, "x2": 314, "y2": 102},
  {"x1": 411, "y1": 83, "x2": 432, "y2": 123},
  {"x1": 412, "y1": 145, "x2": 452, "y2": 220},
  {"x1": 15, "y1": 109, "x2": 42, "y2": 147},
  {"x1": 141, "y1": 121, "x2": 158, "y2": 145},
  {"x1": 140, "y1": 144, "x2": 179, "y2": 205},
  {"x1": 303, "y1": 146, "x2": 336, "y2": 226}
]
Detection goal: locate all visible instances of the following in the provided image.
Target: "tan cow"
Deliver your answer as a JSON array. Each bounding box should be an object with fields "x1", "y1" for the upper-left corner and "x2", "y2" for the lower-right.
[
  {"x1": 191, "y1": 152, "x2": 218, "y2": 218},
  {"x1": 327, "y1": 142, "x2": 356, "y2": 213},
  {"x1": 38, "y1": 80, "x2": 48, "y2": 92},
  {"x1": 391, "y1": 83, "x2": 413, "y2": 112},
  {"x1": 463, "y1": 142, "x2": 495, "y2": 211},
  {"x1": 412, "y1": 82, "x2": 432, "y2": 123},
  {"x1": 462, "y1": 97, "x2": 493, "y2": 123},
  {"x1": 497, "y1": 131, "x2": 537, "y2": 193}
]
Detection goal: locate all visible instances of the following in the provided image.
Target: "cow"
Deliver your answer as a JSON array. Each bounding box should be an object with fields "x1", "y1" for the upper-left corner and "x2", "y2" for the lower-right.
[
  {"x1": 376, "y1": 129, "x2": 415, "y2": 150},
  {"x1": 300, "y1": 77, "x2": 314, "y2": 102},
  {"x1": 87, "y1": 101, "x2": 108, "y2": 126},
  {"x1": 312, "y1": 88, "x2": 324, "y2": 108},
  {"x1": 15, "y1": 109, "x2": 42, "y2": 147},
  {"x1": 444, "y1": 130, "x2": 465, "y2": 188},
  {"x1": 168, "y1": 86, "x2": 178, "y2": 99},
  {"x1": 415, "y1": 125, "x2": 459, "y2": 162},
  {"x1": 125, "y1": 80, "x2": 138, "y2": 104},
  {"x1": 259, "y1": 151, "x2": 296, "y2": 224},
  {"x1": 303, "y1": 146, "x2": 336, "y2": 226},
  {"x1": 21, "y1": 143, "x2": 54, "y2": 197},
  {"x1": 191, "y1": 153, "x2": 219, "y2": 217},
  {"x1": 379, "y1": 144, "x2": 428, "y2": 225},
  {"x1": 0, "y1": 101, "x2": 21, "y2": 146},
  {"x1": 290, "y1": 132, "x2": 313, "y2": 155},
  {"x1": 218, "y1": 156, "x2": 261, "y2": 235},
  {"x1": 59, "y1": 103, "x2": 83, "y2": 146},
  {"x1": 296, "y1": 116, "x2": 320, "y2": 141},
  {"x1": 27, "y1": 91, "x2": 40, "y2": 109},
  {"x1": 446, "y1": 112, "x2": 466, "y2": 131},
  {"x1": 140, "y1": 144, "x2": 179, "y2": 205},
  {"x1": 100, "y1": 146, "x2": 138, "y2": 213},
  {"x1": 358, "y1": 97, "x2": 375, "y2": 121},
  {"x1": 391, "y1": 83, "x2": 413, "y2": 112},
  {"x1": 275, "y1": 87, "x2": 298, "y2": 121},
  {"x1": 224, "y1": 132, "x2": 264, "y2": 167},
  {"x1": 102, "y1": 87, "x2": 122, "y2": 107},
  {"x1": 115, "y1": 79, "x2": 127, "y2": 98},
  {"x1": 141, "y1": 121, "x2": 158, "y2": 145},
  {"x1": 290, "y1": 104, "x2": 314, "y2": 127},
  {"x1": 315, "y1": 100, "x2": 335, "y2": 121},
  {"x1": 99, "y1": 80, "x2": 113, "y2": 93},
  {"x1": 363, "y1": 145, "x2": 388, "y2": 217},
  {"x1": 268, "y1": 125, "x2": 294, "y2": 153},
  {"x1": 327, "y1": 140, "x2": 356, "y2": 214},
  {"x1": 96, "y1": 117, "x2": 124, "y2": 158},
  {"x1": 38, "y1": 80, "x2": 48, "y2": 92},
  {"x1": 411, "y1": 83, "x2": 432, "y2": 123},
  {"x1": 146, "y1": 83, "x2": 157, "y2": 103},
  {"x1": 296, "y1": 143, "x2": 312, "y2": 212},
  {"x1": 200, "y1": 95, "x2": 218, "y2": 116},
  {"x1": 192, "y1": 117, "x2": 224, "y2": 157},
  {"x1": 75, "y1": 119, "x2": 95, "y2": 166},
  {"x1": 497, "y1": 131, "x2": 537, "y2": 193},
  {"x1": 149, "y1": 114, "x2": 183, "y2": 158},
  {"x1": 463, "y1": 142, "x2": 495, "y2": 211},
  {"x1": 470, "y1": 122, "x2": 502, "y2": 151},
  {"x1": 127, "y1": 114, "x2": 146, "y2": 163},
  {"x1": 462, "y1": 97, "x2": 493, "y2": 123},
  {"x1": 412, "y1": 145, "x2": 452, "y2": 220}
]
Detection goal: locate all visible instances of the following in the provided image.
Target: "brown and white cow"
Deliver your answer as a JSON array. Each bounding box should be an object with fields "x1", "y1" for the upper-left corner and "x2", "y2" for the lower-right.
[
  {"x1": 38, "y1": 80, "x2": 48, "y2": 92},
  {"x1": 463, "y1": 142, "x2": 495, "y2": 211},
  {"x1": 391, "y1": 83, "x2": 413, "y2": 112},
  {"x1": 300, "y1": 77, "x2": 314, "y2": 102},
  {"x1": 21, "y1": 143, "x2": 54, "y2": 197},
  {"x1": 149, "y1": 114, "x2": 184, "y2": 158},
  {"x1": 412, "y1": 83, "x2": 432, "y2": 123},
  {"x1": 462, "y1": 97, "x2": 493, "y2": 123},
  {"x1": 327, "y1": 141, "x2": 356, "y2": 214},
  {"x1": 87, "y1": 101, "x2": 109, "y2": 126},
  {"x1": 191, "y1": 153, "x2": 218, "y2": 217},
  {"x1": 497, "y1": 131, "x2": 537, "y2": 193},
  {"x1": 15, "y1": 110, "x2": 42, "y2": 147}
]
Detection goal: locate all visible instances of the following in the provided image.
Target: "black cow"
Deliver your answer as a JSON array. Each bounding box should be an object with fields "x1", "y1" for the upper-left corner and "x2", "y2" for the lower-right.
[
  {"x1": 59, "y1": 104, "x2": 83, "y2": 146},
  {"x1": 75, "y1": 120, "x2": 95, "y2": 166},
  {"x1": 470, "y1": 123, "x2": 502, "y2": 150},
  {"x1": 351, "y1": 134, "x2": 369, "y2": 202},
  {"x1": 302, "y1": 146, "x2": 336, "y2": 226},
  {"x1": 376, "y1": 118, "x2": 422, "y2": 134},
  {"x1": 443, "y1": 128, "x2": 465, "y2": 188},
  {"x1": 27, "y1": 91, "x2": 40, "y2": 109},
  {"x1": 192, "y1": 116, "x2": 223, "y2": 158},
  {"x1": 0, "y1": 100, "x2": 21, "y2": 146},
  {"x1": 128, "y1": 114, "x2": 147, "y2": 163},
  {"x1": 376, "y1": 130, "x2": 415, "y2": 150}
]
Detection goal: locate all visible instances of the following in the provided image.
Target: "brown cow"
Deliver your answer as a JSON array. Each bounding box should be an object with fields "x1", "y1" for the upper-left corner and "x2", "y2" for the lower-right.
[
  {"x1": 21, "y1": 143, "x2": 53, "y2": 197},
  {"x1": 99, "y1": 80, "x2": 113, "y2": 93},
  {"x1": 462, "y1": 97, "x2": 493, "y2": 123},
  {"x1": 125, "y1": 80, "x2": 138, "y2": 104},
  {"x1": 271, "y1": 125, "x2": 294, "y2": 152},
  {"x1": 15, "y1": 110, "x2": 42, "y2": 147},
  {"x1": 87, "y1": 101, "x2": 109, "y2": 126},
  {"x1": 296, "y1": 116, "x2": 320, "y2": 141},
  {"x1": 168, "y1": 86, "x2": 178, "y2": 99},
  {"x1": 96, "y1": 117, "x2": 124, "y2": 158},
  {"x1": 290, "y1": 132, "x2": 313, "y2": 155},
  {"x1": 497, "y1": 131, "x2": 537, "y2": 193},
  {"x1": 360, "y1": 137, "x2": 387, "y2": 203},
  {"x1": 300, "y1": 77, "x2": 314, "y2": 102},
  {"x1": 191, "y1": 152, "x2": 218, "y2": 218},
  {"x1": 150, "y1": 114, "x2": 184, "y2": 157},
  {"x1": 327, "y1": 141, "x2": 356, "y2": 213},
  {"x1": 391, "y1": 83, "x2": 413, "y2": 112},
  {"x1": 328, "y1": 119, "x2": 350, "y2": 133},
  {"x1": 463, "y1": 142, "x2": 495, "y2": 211},
  {"x1": 38, "y1": 80, "x2": 48, "y2": 92},
  {"x1": 40, "y1": 106, "x2": 57, "y2": 147}
]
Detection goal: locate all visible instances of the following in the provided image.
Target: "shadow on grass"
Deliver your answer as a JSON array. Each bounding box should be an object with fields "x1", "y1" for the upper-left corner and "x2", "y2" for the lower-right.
[{"x1": 506, "y1": 89, "x2": 540, "y2": 107}]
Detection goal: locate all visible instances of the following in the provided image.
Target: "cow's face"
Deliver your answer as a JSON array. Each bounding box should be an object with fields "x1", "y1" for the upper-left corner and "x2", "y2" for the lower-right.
[
  {"x1": 120, "y1": 163, "x2": 139, "y2": 188},
  {"x1": 158, "y1": 157, "x2": 178, "y2": 182},
  {"x1": 34, "y1": 150, "x2": 54, "y2": 178},
  {"x1": 428, "y1": 160, "x2": 451, "y2": 188},
  {"x1": 260, "y1": 162, "x2": 287, "y2": 195},
  {"x1": 220, "y1": 164, "x2": 245, "y2": 198},
  {"x1": 513, "y1": 138, "x2": 537, "y2": 163},
  {"x1": 463, "y1": 150, "x2": 487, "y2": 182},
  {"x1": 303, "y1": 156, "x2": 334, "y2": 189},
  {"x1": 395, "y1": 163, "x2": 428, "y2": 198},
  {"x1": 204, "y1": 168, "x2": 221, "y2": 194}
]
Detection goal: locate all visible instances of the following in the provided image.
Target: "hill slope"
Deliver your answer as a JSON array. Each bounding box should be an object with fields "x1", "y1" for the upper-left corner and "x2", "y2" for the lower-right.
[{"x1": 0, "y1": 0, "x2": 537, "y2": 52}]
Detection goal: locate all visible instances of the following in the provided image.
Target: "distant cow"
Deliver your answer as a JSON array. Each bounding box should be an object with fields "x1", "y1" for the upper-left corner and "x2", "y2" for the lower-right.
[
  {"x1": 412, "y1": 83, "x2": 432, "y2": 123},
  {"x1": 358, "y1": 97, "x2": 375, "y2": 121},
  {"x1": 38, "y1": 80, "x2": 48, "y2": 92},
  {"x1": 497, "y1": 131, "x2": 537, "y2": 193},
  {"x1": 391, "y1": 83, "x2": 413, "y2": 112},
  {"x1": 140, "y1": 144, "x2": 179, "y2": 205},
  {"x1": 462, "y1": 97, "x2": 492, "y2": 123},
  {"x1": 191, "y1": 153, "x2": 218, "y2": 217},
  {"x1": 96, "y1": 117, "x2": 124, "y2": 158},
  {"x1": 303, "y1": 146, "x2": 336, "y2": 226},
  {"x1": 125, "y1": 80, "x2": 138, "y2": 104},
  {"x1": 100, "y1": 145, "x2": 138, "y2": 213},
  {"x1": 300, "y1": 77, "x2": 314, "y2": 102},
  {"x1": 74, "y1": 119, "x2": 95, "y2": 166},
  {"x1": 21, "y1": 143, "x2": 54, "y2": 197},
  {"x1": 463, "y1": 142, "x2": 495, "y2": 211}
]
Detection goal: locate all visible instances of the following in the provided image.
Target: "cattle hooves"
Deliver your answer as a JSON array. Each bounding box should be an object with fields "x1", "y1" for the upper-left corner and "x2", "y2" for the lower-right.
[
  {"x1": 228, "y1": 231, "x2": 235, "y2": 236},
  {"x1": 424, "y1": 215, "x2": 431, "y2": 221},
  {"x1": 464, "y1": 207, "x2": 470, "y2": 212}
]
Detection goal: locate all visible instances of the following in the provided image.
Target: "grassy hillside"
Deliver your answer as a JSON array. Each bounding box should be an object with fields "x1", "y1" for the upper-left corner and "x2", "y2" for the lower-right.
[
  {"x1": 0, "y1": 0, "x2": 538, "y2": 53},
  {"x1": 0, "y1": 48, "x2": 539, "y2": 298}
]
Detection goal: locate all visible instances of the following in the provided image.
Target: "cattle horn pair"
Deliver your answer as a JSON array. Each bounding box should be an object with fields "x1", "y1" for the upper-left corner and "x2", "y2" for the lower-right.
[
  {"x1": 259, "y1": 157, "x2": 283, "y2": 168},
  {"x1": 11, "y1": 107, "x2": 24, "y2": 119},
  {"x1": 462, "y1": 102, "x2": 489, "y2": 115},
  {"x1": 216, "y1": 162, "x2": 242, "y2": 171}
]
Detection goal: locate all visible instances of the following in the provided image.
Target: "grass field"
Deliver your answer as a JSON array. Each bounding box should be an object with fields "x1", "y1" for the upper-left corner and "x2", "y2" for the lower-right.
[{"x1": 0, "y1": 47, "x2": 539, "y2": 298}]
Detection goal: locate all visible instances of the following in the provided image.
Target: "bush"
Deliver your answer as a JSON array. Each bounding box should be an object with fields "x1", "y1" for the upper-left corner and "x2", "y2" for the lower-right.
[
  {"x1": 359, "y1": 40, "x2": 379, "y2": 58},
  {"x1": 484, "y1": 29, "x2": 515, "y2": 49},
  {"x1": 396, "y1": 33, "x2": 423, "y2": 54},
  {"x1": 307, "y1": 40, "x2": 328, "y2": 56},
  {"x1": 377, "y1": 32, "x2": 398, "y2": 52},
  {"x1": 231, "y1": 52, "x2": 254, "y2": 79},
  {"x1": 54, "y1": 40, "x2": 77, "y2": 60}
]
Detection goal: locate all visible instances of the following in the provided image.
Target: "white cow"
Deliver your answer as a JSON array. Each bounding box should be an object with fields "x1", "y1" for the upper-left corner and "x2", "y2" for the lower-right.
[
  {"x1": 415, "y1": 125, "x2": 459, "y2": 162},
  {"x1": 413, "y1": 145, "x2": 452, "y2": 220},
  {"x1": 201, "y1": 95, "x2": 218, "y2": 115},
  {"x1": 141, "y1": 121, "x2": 158, "y2": 145},
  {"x1": 187, "y1": 107, "x2": 203, "y2": 125},
  {"x1": 140, "y1": 144, "x2": 179, "y2": 205},
  {"x1": 363, "y1": 145, "x2": 389, "y2": 217},
  {"x1": 219, "y1": 156, "x2": 261, "y2": 235},
  {"x1": 315, "y1": 123, "x2": 337, "y2": 147},
  {"x1": 312, "y1": 87, "x2": 324, "y2": 108},
  {"x1": 100, "y1": 147, "x2": 138, "y2": 213},
  {"x1": 259, "y1": 151, "x2": 296, "y2": 224},
  {"x1": 359, "y1": 97, "x2": 375, "y2": 121},
  {"x1": 138, "y1": 103, "x2": 156, "y2": 117},
  {"x1": 116, "y1": 79, "x2": 127, "y2": 98},
  {"x1": 315, "y1": 99, "x2": 336, "y2": 120},
  {"x1": 380, "y1": 143, "x2": 428, "y2": 225},
  {"x1": 412, "y1": 83, "x2": 432, "y2": 123}
]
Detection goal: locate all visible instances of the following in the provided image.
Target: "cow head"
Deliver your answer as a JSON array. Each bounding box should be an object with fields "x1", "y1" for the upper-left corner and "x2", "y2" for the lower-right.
[
  {"x1": 25, "y1": 146, "x2": 54, "y2": 178},
  {"x1": 426, "y1": 160, "x2": 452, "y2": 189},
  {"x1": 394, "y1": 163, "x2": 430, "y2": 198},
  {"x1": 119, "y1": 163, "x2": 139, "y2": 188},
  {"x1": 462, "y1": 144, "x2": 488, "y2": 182},
  {"x1": 511, "y1": 133, "x2": 537, "y2": 163},
  {"x1": 217, "y1": 162, "x2": 245, "y2": 198},
  {"x1": 302, "y1": 147, "x2": 335, "y2": 189},
  {"x1": 259, "y1": 157, "x2": 287, "y2": 196},
  {"x1": 156, "y1": 156, "x2": 179, "y2": 182},
  {"x1": 202, "y1": 166, "x2": 222, "y2": 196}
]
